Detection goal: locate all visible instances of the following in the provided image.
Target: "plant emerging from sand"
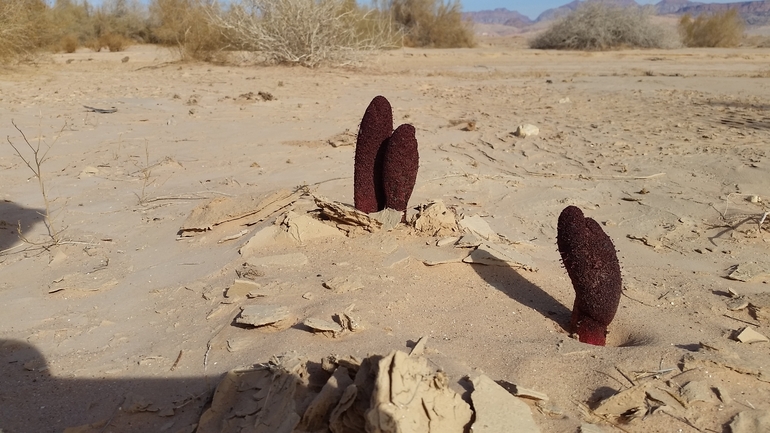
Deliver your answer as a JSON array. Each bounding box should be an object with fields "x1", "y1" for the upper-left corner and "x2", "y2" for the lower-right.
[
  {"x1": 6, "y1": 120, "x2": 65, "y2": 245},
  {"x1": 557, "y1": 206, "x2": 622, "y2": 346},
  {"x1": 354, "y1": 95, "x2": 419, "y2": 220}
]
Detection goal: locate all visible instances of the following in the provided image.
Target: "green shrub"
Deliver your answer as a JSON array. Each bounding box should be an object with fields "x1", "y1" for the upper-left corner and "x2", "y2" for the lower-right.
[
  {"x1": 386, "y1": 0, "x2": 474, "y2": 48},
  {"x1": 530, "y1": 2, "x2": 672, "y2": 50},
  {"x1": 679, "y1": 9, "x2": 744, "y2": 47}
]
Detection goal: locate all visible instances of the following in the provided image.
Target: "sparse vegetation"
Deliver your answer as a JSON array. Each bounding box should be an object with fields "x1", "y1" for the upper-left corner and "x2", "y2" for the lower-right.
[
  {"x1": 0, "y1": 0, "x2": 52, "y2": 63},
  {"x1": 530, "y1": 3, "x2": 673, "y2": 50},
  {"x1": 149, "y1": 0, "x2": 228, "y2": 61},
  {"x1": 6, "y1": 120, "x2": 66, "y2": 245},
  {"x1": 210, "y1": 0, "x2": 399, "y2": 67},
  {"x1": 679, "y1": 9, "x2": 744, "y2": 48},
  {"x1": 386, "y1": 0, "x2": 474, "y2": 48},
  {"x1": 1, "y1": 0, "x2": 475, "y2": 65}
]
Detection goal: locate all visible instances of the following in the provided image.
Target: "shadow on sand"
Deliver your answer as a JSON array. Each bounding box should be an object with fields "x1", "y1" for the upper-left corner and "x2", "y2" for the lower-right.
[
  {"x1": 0, "y1": 339, "x2": 216, "y2": 433},
  {"x1": 470, "y1": 263, "x2": 572, "y2": 332},
  {"x1": 0, "y1": 200, "x2": 46, "y2": 252}
]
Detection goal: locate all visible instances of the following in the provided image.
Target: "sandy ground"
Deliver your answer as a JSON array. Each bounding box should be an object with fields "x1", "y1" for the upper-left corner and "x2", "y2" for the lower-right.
[{"x1": 1, "y1": 42, "x2": 769, "y2": 433}]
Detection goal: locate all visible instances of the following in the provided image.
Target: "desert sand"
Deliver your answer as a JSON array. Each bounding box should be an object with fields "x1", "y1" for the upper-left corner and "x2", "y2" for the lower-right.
[{"x1": 1, "y1": 41, "x2": 769, "y2": 433}]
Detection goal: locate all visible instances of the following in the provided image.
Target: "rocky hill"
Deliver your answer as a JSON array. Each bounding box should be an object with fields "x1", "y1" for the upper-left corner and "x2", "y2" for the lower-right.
[
  {"x1": 464, "y1": 0, "x2": 770, "y2": 28},
  {"x1": 463, "y1": 8, "x2": 533, "y2": 27}
]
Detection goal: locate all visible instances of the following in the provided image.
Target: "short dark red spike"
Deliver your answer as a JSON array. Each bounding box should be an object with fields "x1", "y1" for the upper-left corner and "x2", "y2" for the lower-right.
[
  {"x1": 354, "y1": 96, "x2": 393, "y2": 214},
  {"x1": 382, "y1": 124, "x2": 419, "y2": 221},
  {"x1": 557, "y1": 205, "x2": 622, "y2": 346}
]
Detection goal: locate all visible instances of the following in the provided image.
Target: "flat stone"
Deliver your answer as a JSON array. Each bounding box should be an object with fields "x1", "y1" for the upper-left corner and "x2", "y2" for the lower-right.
[
  {"x1": 463, "y1": 243, "x2": 535, "y2": 270},
  {"x1": 471, "y1": 374, "x2": 541, "y2": 433},
  {"x1": 727, "y1": 262, "x2": 770, "y2": 282},
  {"x1": 226, "y1": 337, "x2": 252, "y2": 352},
  {"x1": 680, "y1": 381, "x2": 716, "y2": 405},
  {"x1": 323, "y1": 276, "x2": 363, "y2": 293},
  {"x1": 314, "y1": 195, "x2": 381, "y2": 231},
  {"x1": 281, "y1": 211, "x2": 344, "y2": 243},
  {"x1": 336, "y1": 309, "x2": 363, "y2": 332},
  {"x1": 413, "y1": 200, "x2": 458, "y2": 236},
  {"x1": 436, "y1": 236, "x2": 460, "y2": 247},
  {"x1": 246, "y1": 252, "x2": 308, "y2": 268},
  {"x1": 411, "y1": 246, "x2": 469, "y2": 266},
  {"x1": 593, "y1": 382, "x2": 652, "y2": 419},
  {"x1": 458, "y1": 215, "x2": 498, "y2": 241},
  {"x1": 303, "y1": 318, "x2": 343, "y2": 335},
  {"x1": 383, "y1": 247, "x2": 411, "y2": 268},
  {"x1": 409, "y1": 336, "x2": 429, "y2": 356},
  {"x1": 580, "y1": 424, "x2": 608, "y2": 433},
  {"x1": 456, "y1": 233, "x2": 482, "y2": 248},
  {"x1": 729, "y1": 410, "x2": 770, "y2": 433},
  {"x1": 514, "y1": 124, "x2": 539, "y2": 138},
  {"x1": 748, "y1": 293, "x2": 770, "y2": 322},
  {"x1": 236, "y1": 304, "x2": 290, "y2": 327},
  {"x1": 735, "y1": 326, "x2": 769, "y2": 343},
  {"x1": 512, "y1": 385, "x2": 549, "y2": 401},
  {"x1": 226, "y1": 279, "x2": 262, "y2": 299},
  {"x1": 726, "y1": 298, "x2": 750, "y2": 311},
  {"x1": 370, "y1": 208, "x2": 404, "y2": 231},
  {"x1": 239, "y1": 225, "x2": 284, "y2": 258}
]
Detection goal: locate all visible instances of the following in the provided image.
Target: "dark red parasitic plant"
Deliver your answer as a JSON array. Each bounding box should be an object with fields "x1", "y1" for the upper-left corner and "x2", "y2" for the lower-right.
[
  {"x1": 382, "y1": 124, "x2": 419, "y2": 221},
  {"x1": 354, "y1": 95, "x2": 393, "y2": 214},
  {"x1": 557, "y1": 205, "x2": 622, "y2": 346}
]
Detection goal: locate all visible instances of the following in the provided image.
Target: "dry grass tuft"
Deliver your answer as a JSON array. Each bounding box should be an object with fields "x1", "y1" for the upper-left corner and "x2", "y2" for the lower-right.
[
  {"x1": 530, "y1": 2, "x2": 675, "y2": 50},
  {"x1": 149, "y1": 0, "x2": 229, "y2": 61},
  {"x1": 0, "y1": 0, "x2": 52, "y2": 63},
  {"x1": 59, "y1": 33, "x2": 79, "y2": 53},
  {"x1": 386, "y1": 0, "x2": 474, "y2": 48},
  {"x1": 99, "y1": 32, "x2": 132, "y2": 51},
  {"x1": 211, "y1": 0, "x2": 398, "y2": 67},
  {"x1": 679, "y1": 9, "x2": 744, "y2": 48}
]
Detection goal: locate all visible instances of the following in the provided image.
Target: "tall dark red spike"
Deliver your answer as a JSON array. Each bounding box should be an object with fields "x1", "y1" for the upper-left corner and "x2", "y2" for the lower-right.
[
  {"x1": 557, "y1": 205, "x2": 622, "y2": 346},
  {"x1": 382, "y1": 124, "x2": 419, "y2": 221},
  {"x1": 354, "y1": 95, "x2": 393, "y2": 214}
]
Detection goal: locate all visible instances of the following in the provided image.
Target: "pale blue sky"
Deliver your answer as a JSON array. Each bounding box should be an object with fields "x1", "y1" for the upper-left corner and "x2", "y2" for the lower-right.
[{"x1": 462, "y1": 1, "x2": 741, "y2": 19}]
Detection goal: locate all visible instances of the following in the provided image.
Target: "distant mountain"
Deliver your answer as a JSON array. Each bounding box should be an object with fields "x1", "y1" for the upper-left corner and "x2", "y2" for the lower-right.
[
  {"x1": 535, "y1": 0, "x2": 645, "y2": 22},
  {"x1": 679, "y1": 1, "x2": 770, "y2": 25},
  {"x1": 464, "y1": 0, "x2": 770, "y2": 29},
  {"x1": 462, "y1": 8, "x2": 533, "y2": 27},
  {"x1": 655, "y1": 0, "x2": 701, "y2": 15}
]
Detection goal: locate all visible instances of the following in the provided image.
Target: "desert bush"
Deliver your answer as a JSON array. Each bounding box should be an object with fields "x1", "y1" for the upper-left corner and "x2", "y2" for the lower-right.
[
  {"x1": 92, "y1": 0, "x2": 150, "y2": 42},
  {"x1": 49, "y1": 0, "x2": 96, "y2": 47},
  {"x1": 679, "y1": 9, "x2": 744, "y2": 47},
  {"x1": 0, "y1": 0, "x2": 53, "y2": 63},
  {"x1": 530, "y1": 2, "x2": 672, "y2": 50},
  {"x1": 99, "y1": 32, "x2": 131, "y2": 51},
  {"x1": 385, "y1": 0, "x2": 474, "y2": 48},
  {"x1": 59, "y1": 33, "x2": 79, "y2": 52},
  {"x1": 149, "y1": 0, "x2": 229, "y2": 61},
  {"x1": 211, "y1": 0, "x2": 397, "y2": 67}
]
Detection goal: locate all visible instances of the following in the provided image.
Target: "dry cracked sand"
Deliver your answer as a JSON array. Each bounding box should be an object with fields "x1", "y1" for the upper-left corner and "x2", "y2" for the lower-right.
[{"x1": 1, "y1": 40, "x2": 770, "y2": 433}]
